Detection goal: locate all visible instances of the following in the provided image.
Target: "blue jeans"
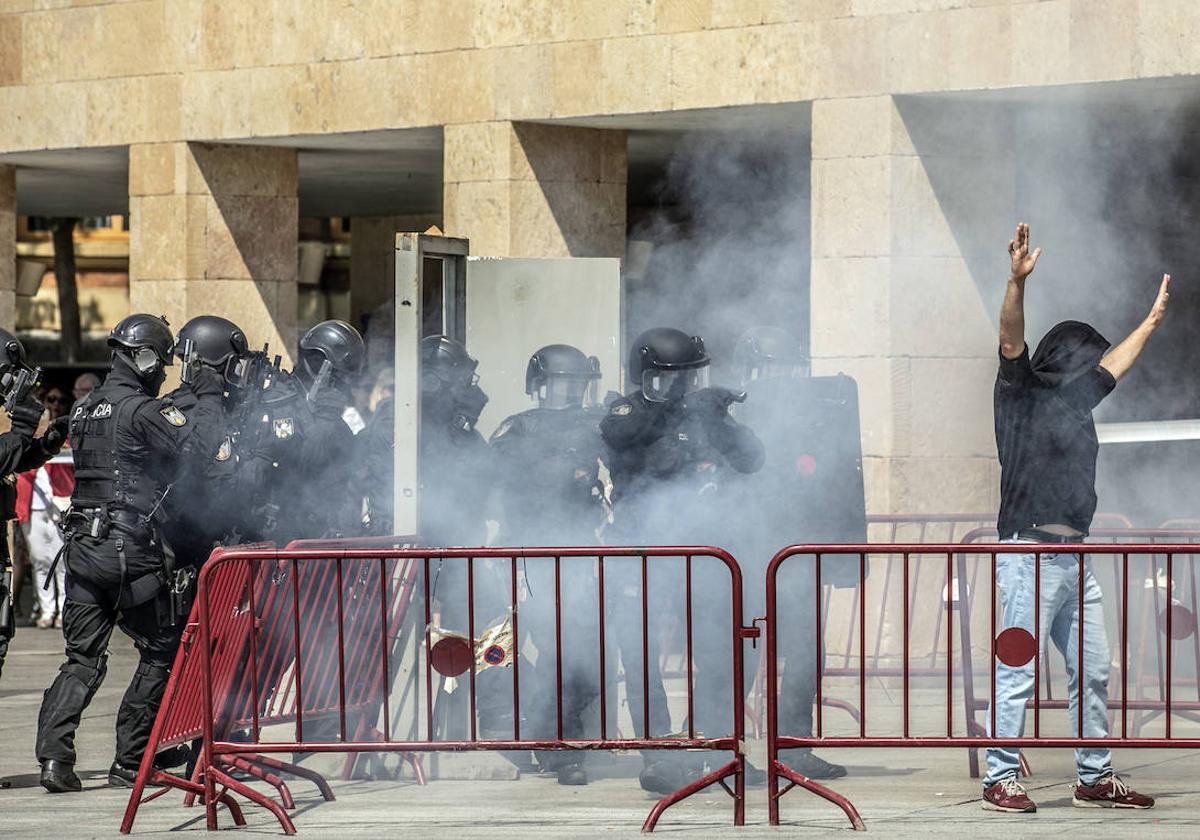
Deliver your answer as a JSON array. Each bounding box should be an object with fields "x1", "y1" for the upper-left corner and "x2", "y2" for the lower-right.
[{"x1": 983, "y1": 540, "x2": 1113, "y2": 786}]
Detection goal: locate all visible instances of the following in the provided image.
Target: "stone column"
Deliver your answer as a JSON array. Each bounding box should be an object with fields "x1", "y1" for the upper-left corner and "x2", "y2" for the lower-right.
[
  {"x1": 809, "y1": 96, "x2": 1015, "y2": 515},
  {"x1": 128, "y1": 142, "x2": 299, "y2": 364},
  {"x1": 0, "y1": 165, "x2": 15, "y2": 332},
  {"x1": 442, "y1": 122, "x2": 626, "y2": 258}
]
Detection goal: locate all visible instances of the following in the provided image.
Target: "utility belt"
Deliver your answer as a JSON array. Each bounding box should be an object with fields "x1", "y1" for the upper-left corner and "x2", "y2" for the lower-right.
[{"x1": 64, "y1": 506, "x2": 150, "y2": 543}]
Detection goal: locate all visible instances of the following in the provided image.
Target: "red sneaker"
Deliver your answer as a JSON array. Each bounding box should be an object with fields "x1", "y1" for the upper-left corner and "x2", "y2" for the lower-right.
[
  {"x1": 982, "y1": 778, "x2": 1037, "y2": 813},
  {"x1": 1073, "y1": 774, "x2": 1154, "y2": 809}
]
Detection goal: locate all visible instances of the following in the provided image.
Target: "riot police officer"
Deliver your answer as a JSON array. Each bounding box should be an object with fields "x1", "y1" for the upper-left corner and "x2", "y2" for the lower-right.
[
  {"x1": 0, "y1": 330, "x2": 70, "y2": 681},
  {"x1": 489, "y1": 344, "x2": 607, "y2": 785},
  {"x1": 36, "y1": 314, "x2": 225, "y2": 792},
  {"x1": 238, "y1": 319, "x2": 365, "y2": 543},
  {"x1": 601, "y1": 327, "x2": 765, "y2": 795},
  {"x1": 162, "y1": 315, "x2": 250, "y2": 570},
  {"x1": 418, "y1": 335, "x2": 492, "y2": 546},
  {"x1": 732, "y1": 325, "x2": 861, "y2": 780}
]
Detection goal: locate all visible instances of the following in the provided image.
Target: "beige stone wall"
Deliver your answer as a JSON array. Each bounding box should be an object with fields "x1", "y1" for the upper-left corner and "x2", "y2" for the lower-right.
[
  {"x1": 0, "y1": 165, "x2": 13, "y2": 331},
  {"x1": 349, "y1": 213, "x2": 440, "y2": 328},
  {"x1": 127, "y1": 141, "x2": 298, "y2": 363},
  {"x1": 443, "y1": 121, "x2": 626, "y2": 257},
  {"x1": 3, "y1": 1, "x2": 1197, "y2": 155},
  {"x1": 810, "y1": 95, "x2": 1011, "y2": 515}
]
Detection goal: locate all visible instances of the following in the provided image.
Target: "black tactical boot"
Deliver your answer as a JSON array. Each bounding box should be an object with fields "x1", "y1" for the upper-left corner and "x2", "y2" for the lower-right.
[
  {"x1": 107, "y1": 760, "x2": 138, "y2": 787},
  {"x1": 784, "y1": 748, "x2": 847, "y2": 779},
  {"x1": 557, "y1": 761, "x2": 588, "y2": 786},
  {"x1": 40, "y1": 760, "x2": 82, "y2": 793}
]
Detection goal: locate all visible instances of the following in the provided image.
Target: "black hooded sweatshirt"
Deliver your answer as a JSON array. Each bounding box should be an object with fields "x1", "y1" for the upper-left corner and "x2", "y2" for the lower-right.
[{"x1": 995, "y1": 321, "x2": 1117, "y2": 537}]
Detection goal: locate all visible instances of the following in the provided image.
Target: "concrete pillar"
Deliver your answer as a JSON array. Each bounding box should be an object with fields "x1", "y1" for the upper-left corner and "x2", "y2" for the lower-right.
[
  {"x1": 0, "y1": 165, "x2": 14, "y2": 331},
  {"x1": 442, "y1": 122, "x2": 626, "y2": 258},
  {"x1": 128, "y1": 142, "x2": 299, "y2": 364},
  {"x1": 809, "y1": 96, "x2": 1015, "y2": 515}
]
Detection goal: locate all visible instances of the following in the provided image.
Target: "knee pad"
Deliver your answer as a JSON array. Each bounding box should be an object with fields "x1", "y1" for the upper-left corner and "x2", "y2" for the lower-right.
[
  {"x1": 61, "y1": 653, "x2": 108, "y2": 691},
  {"x1": 133, "y1": 660, "x2": 170, "y2": 684}
]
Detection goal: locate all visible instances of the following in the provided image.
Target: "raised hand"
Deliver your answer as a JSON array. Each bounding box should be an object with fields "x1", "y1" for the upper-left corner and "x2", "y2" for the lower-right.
[
  {"x1": 1147, "y1": 273, "x2": 1171, "y2": 327},
  {"x1": 1008, "y1": 222, "x2": 1041, "y2": 282}
]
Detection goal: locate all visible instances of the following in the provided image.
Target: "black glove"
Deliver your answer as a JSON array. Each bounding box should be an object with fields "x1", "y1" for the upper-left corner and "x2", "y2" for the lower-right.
[
  {"x1": 682, "y1": 387, "x2": 744, "y2": 418},
  {"x1": 41, "y1": 414, "x2": 70, "y2": 454},
  {"x1": 189, "y1": 365, "x2": 225, "y2": 398},
  {"x1": 7, "y1": 395, "x2": 43, "y2": 436}
]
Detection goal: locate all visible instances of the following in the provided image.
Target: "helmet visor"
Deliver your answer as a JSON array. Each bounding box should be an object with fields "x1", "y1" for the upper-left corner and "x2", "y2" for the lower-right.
[
  {"x1": 132, "y1": 346, "x2": 167, "y2": 374},
  {"x1": 642, "y1": 365, "x2": 709, "y2": 402},
  {"x1": 539, "y1": 375, "x2": 596, "y2": 410},
  {"x1": 749, "y1": 360, "x2": 808, "y2": 381}
]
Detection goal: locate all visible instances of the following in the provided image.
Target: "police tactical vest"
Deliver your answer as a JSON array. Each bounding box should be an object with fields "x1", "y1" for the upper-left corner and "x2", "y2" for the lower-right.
[{"x1": 69, "y1": 384, "x2": 162, "y2": 516}]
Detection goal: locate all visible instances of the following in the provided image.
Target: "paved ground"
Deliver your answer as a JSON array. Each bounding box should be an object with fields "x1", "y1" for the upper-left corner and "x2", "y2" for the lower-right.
[{"x1": 4, "y1": 627, "x2": 1200, "y2": 838}]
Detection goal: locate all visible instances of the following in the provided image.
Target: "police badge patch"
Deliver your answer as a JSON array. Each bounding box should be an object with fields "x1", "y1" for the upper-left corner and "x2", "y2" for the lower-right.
[
  {"x1": 613, "y1": 402, "x2": 632, "y2": 416},
  {"x1": 273, "y1": 417, "x2": 295, "y2": 440},
  {"x1": 215, "y1": 437, "x2": 233, "y2": 462},
  {"x1": 159, "y1": 405, "x2": 187, "y2": 427}
]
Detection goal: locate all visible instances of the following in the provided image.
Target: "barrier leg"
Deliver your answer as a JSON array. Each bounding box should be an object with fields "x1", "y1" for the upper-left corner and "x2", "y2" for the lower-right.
[
  {"x1": 210, "y1": 765, "x2": 297, "y2": 835},
  {"x1": 771, "y1": 757, "x2": 864, "y2": 831},
  {"x1": 641, "y1": 757, "x2": 743, "y2": 833},
  {"x1": 226, "y1": 755, "x2": 295, "y2": 810},
  {"x1": 121, "y1": 769, "x2": 247, "y2": 833},
  {"x1": 244, "y1": 753, "x2": 337, "y2": 802}
]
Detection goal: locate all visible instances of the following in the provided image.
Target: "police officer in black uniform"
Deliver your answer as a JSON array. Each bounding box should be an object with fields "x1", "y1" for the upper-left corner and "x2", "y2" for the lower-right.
[
  {"x1": 36, "y1": 314, "x2": 225, "y2": 793},
  {"x1": 239, "y1": 320, "x2": 365, "y2": 543},
  {"x1": 162, "y1": 315, "x2": 251, "y2": 571},
  {"x1": 418, "y1": 335, "x2": 492, "y2": 546},
  {"x1": 732, "y1": 326, "x2": 853, "y2": 780},
  {"x1": 0, "y1": 330, "x2": 70, "y2": 681},
  {"x1": 601, "y1": 327, "x2": 765, "y2": 795},
  {"x1": 489, "y1": 344, "x2": 607, "y2": 785}
]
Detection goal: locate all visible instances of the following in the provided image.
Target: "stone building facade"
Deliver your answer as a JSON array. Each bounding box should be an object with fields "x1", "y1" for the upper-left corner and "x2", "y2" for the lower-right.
[{"x1": 1, "y1": 0, "x2": 1196, "y2": 515}]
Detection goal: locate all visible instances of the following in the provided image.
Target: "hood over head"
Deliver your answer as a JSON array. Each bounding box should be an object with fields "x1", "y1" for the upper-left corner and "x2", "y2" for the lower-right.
[{"x1": 1031, "y1": 320, "x2": 1110, "y2": 388}]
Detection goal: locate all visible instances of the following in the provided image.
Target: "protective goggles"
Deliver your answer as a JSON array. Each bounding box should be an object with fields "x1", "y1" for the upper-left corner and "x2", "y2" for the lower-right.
[{"x1": 642, "y1": 365, "x2": 709, "y2": 402}]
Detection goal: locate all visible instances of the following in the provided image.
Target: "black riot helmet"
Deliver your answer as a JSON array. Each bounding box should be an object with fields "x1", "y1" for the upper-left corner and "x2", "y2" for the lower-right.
[
  {"x1": 421, "y1": 335, "x2": 488, "y2": 430},
  {"x1": 176, "y1": 315, "x2": 248, "y2": 368},
  {"x1": 0, "y1": 328, "x2": 27, "y2": 381},
  {"x1": 733, "y1": 326, "x2": 809, "y2": 385},
  {"x1": 628, "y1": 327, "x2": 710, "y2": 403},
  {"x1": 526, "y1": 344, "x2": 601, "y2": 410},
  {"x1": 108, "y1": 314, "x2": 175, "y2": 373},
  {"x1": 297, "y1": 320, "x2": 365, "y2": 389}
]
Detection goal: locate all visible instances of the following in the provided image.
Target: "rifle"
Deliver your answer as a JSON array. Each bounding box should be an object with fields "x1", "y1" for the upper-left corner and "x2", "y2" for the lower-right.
[
  {"x1": 178, "y1": 338, "x2": 196, "y2": 386},
  {"x1": 1, "y1": 364, "x2": 43, "y2": 413},
  {"x1": 231, "y1": 345, "x2": 279, "y2": 452}
]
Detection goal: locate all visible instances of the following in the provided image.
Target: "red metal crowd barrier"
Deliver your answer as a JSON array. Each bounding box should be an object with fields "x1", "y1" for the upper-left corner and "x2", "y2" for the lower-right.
[
  {"x1": 121, "y1": 545, "x2": 751, "y2": 835},
  {"x1": 954, "y1": 527, "x2": 1200, "y2": 776},
  {"x1": 120, "y1": 536, "x2": 422, "y2": 833},
  {"x1": 766, "y1": 542, "x2": 1200, "y2": 830}
]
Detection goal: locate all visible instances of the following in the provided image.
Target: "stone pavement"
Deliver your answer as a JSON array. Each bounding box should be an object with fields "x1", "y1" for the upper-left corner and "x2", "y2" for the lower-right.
[{"x1": 3, "y1": 627, "x2": 1200, "y2": 839}]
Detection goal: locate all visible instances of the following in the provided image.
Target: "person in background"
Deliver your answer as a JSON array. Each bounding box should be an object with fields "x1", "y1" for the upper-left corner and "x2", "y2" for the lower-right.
[
  {"x1": 72, "y1": 373, "x2": 100, "y2": 407},
  {"x1": 17, "y1": 385, "x2": 74, "y2": 628}
]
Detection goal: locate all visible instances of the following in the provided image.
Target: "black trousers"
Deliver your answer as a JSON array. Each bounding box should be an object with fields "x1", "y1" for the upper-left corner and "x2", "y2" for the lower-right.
[{"x1": 36, "y1": 576, "x2": 181, "y2": 768}]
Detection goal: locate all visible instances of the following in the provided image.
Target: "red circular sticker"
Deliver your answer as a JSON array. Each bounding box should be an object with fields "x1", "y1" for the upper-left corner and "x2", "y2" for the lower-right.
[
  {"x1": 995, "y1": 627, "x2": 1037, "y2": 667},
  {"x1": 795, "y1": 454, "x2": 818, "y2": 475},
  {"x1": 1158, "y1": 605, "x2": 1197, "y2": 640},
  {"x1": 483, "y1": 644, "x2": 506, "y2": 666},
  {"x1": 430, "y1": 637, "x2": 472, "y2": 677}
]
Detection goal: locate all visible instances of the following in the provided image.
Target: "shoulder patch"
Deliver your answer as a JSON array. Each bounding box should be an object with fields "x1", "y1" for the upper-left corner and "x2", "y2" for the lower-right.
[
  {"x1": 215, "y1": 436, "x2": 233, "y2": 462},
  {"x1": 159, "y1": 405, "x2": 187, "y2": 427},
  {"x1": 342, "y1": 406, "x2": 367, "y2": 435},
  {"x1": 612, "y1": 402, "x2": 633, "y2": 416}
]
